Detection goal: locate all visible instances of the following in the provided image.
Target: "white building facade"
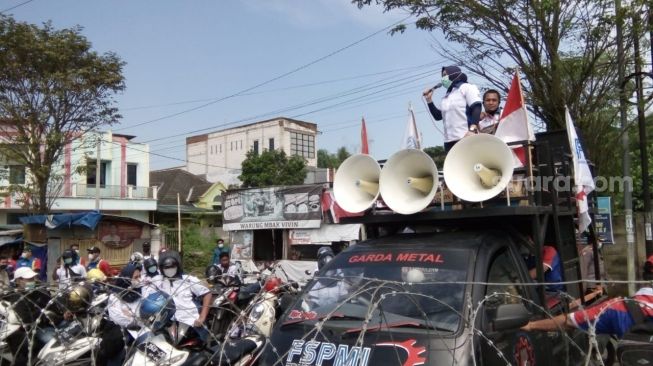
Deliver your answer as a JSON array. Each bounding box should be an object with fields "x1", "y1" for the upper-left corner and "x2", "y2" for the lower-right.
[
  {"x1": 186, "y1": 117, "x2": 318, "y2": 185},
  {"x1": 0, "y1": 130, "x2": 157, "y2": 225}
]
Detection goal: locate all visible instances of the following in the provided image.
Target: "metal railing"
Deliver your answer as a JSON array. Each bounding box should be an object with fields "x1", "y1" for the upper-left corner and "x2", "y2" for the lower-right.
[{"x1": 66, "y1": 183, "x2": 158, "y2": 199}]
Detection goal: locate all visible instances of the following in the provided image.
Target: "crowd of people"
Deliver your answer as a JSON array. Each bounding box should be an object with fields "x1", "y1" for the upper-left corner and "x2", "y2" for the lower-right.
[{"x1": 0, "y1": 238, "x2": 240, "y2": 365}]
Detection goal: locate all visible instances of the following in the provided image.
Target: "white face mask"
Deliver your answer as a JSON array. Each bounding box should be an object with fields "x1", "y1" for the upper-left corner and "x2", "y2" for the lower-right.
[
  {"x1": 21, "y1": 253, "x2": 28, "y2": 259},
  {"x1": 218, "y1": 244, "x2": 224, "y2": 249},
  {"x1": 147, "y1": 266, "x2": 157, "y2": 274},
  {"x1": 163, "y1": 267, "x2": 177, "y2": 278},
  {"x1": 88, "y1": 254, "x2": 96, "y2": 261}
]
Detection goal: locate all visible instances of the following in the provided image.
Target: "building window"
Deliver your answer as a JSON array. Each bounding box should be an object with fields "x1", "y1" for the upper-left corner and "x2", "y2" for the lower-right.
[
  {"x1": 230, "y1": 141, "x2": 233, "y2": 151},
  {"x1": 8, "y1": 165, "x2": 25, "y2": 185},
  {"x1": 127, "y1": 164, "x2": 137, "y2": 186},
  {"x1": 86, "y1": 160, "x2": 107, "y2": 187},
  {"x1": 269, "y1": 138, "x2": 274, "y2": 151},
  {"x1": 219, "y1": 144, "x2": 222, "y2": 153},
  {"x1": 290, "y1": 132, "x2": 315, "y2": 159},
  {"x1": 240, "y1": 140, "x2": 242, "y2": 149},
  {"x1": 253, "y1": 140, "x2": 259, "y2": 155}
]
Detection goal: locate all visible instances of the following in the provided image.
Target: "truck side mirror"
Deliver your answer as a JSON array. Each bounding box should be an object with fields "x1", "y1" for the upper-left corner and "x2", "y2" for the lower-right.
[{"x1": 488, "y1": 303, "x2": 531, "y2": 332}]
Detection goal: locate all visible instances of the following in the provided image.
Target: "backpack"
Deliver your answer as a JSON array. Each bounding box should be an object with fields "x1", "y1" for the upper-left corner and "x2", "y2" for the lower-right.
[{"x1": 617, "y1": 299, "x2": 653, "y2": 365}]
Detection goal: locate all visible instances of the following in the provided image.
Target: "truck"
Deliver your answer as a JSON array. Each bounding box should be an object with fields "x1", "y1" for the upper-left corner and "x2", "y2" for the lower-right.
[{"x1": 258, "y1": 131, "x2": 606, "y2": 366}]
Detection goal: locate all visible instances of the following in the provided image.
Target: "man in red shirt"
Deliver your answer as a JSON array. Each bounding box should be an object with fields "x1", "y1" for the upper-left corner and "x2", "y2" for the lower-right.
[{"x1": 86, "y1": 246, "x2": 111, "y2": 277}]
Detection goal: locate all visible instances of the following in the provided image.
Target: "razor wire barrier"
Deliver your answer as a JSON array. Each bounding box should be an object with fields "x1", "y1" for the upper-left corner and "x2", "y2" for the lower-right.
[{"x1": 0, "y1": 271, "x2": 650, "y2": 365}]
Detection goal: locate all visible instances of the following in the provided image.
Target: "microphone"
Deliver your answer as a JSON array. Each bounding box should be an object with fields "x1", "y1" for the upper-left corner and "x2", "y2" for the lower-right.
[{"x1": 423, "y1": 83, "x2": 442, "y2": 96}]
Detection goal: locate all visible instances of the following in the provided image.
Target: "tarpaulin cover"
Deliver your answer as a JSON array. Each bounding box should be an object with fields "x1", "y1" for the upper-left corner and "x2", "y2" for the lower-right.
[{"x1": 19, "y1": 211, "x2": 102, "y2": 230}]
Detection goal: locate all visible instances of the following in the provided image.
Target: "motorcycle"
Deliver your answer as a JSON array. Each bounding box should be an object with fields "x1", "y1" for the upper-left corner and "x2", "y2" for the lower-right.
[
  {"x1": 227, "y1": 277, "x2": 299, "y2": 339},
  {"x1": 125, "y1": 319, "x2": 266, "y2": 366},
  {"x1": 0, "y1": 299, "x2": 22, "y2": 363},
  {"x1": 35, "y1": 292, "x2": 109, "y2": 366},
  {"x1": 206, "y1": 274, "x2": 260, "y2": 341}
]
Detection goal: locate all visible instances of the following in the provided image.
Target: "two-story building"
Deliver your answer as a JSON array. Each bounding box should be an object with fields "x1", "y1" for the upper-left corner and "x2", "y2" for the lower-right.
[
  {"x1": 186, "y1": 117, "x2": 318, "y2": 186},
  {"x1": 0, "y1": 130, "x2": 157, "y2": 225}
]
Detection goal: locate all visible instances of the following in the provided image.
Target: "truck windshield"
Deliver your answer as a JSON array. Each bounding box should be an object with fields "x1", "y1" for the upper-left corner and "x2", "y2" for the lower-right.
[{"x1": 293, "y1": 247, "x2": 470, "y2": 333}]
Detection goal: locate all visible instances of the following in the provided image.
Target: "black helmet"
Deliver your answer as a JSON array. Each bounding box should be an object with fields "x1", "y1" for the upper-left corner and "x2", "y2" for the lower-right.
[
  {"x1": 317, "y1": 246, "x2": 334, "y2": 270},
  {"x1": 144, "y1": 257, "x2": 158, "y2": 276},
  {"x1": 62, "y1": 249, "x2": 75, "y2": 260},
  {"x1": 205, "y1": 264, "x2": 222, "y2": 284}
]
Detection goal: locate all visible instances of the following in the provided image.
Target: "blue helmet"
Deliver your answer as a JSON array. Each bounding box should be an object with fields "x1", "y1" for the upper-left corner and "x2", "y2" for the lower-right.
[{"x1": 139, "y1": 291, "x2": 174, "y2": 331}]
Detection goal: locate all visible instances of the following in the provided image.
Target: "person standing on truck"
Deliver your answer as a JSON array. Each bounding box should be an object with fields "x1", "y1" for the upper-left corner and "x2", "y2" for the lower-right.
[
  {"x1": 522, "y1": 263, "x2": 653, "y2": 338},
  {"x1": 478, "y1": 89, "x2": 502, "y2": 134},
  {"x1": 423, "y1": 66, "x2": 482, "y2": 152}
]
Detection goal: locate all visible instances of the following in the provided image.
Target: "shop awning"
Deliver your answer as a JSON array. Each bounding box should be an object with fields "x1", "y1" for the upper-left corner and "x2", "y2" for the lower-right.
[{"x1": 289, "y1": 224, "x2": 361, "y2": 245}]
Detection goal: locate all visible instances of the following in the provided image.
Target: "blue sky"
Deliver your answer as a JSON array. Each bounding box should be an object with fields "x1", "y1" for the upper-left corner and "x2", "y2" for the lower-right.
[{"x1": 7, "y1": 0, "x2": 460, "y2": 170}]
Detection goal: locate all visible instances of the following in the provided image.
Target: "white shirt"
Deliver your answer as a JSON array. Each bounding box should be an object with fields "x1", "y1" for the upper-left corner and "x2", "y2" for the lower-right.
[
  {"x1": 479, "y1": 112, "x2": 500, "y2": 131},
  {"x1": 56, "y1": 264, "x2": 87, "y2": 289},
  {"x1": 156, "y1": 274, "x2": 210, "y2": 327},
  {"x1": 439, "y1": 83, "x2": 482, "y2": 142},
  {"x1": 107, "y1": 293, "x2": 143, "y2": 339},
  {"x1": 141, "y1": 274, "x2": 163, "y2": 299}
]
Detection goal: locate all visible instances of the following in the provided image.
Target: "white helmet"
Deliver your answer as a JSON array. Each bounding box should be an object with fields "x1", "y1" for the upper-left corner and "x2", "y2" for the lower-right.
[{"x1": 130, "y1": 252, "x2": 144, "y2": 265}]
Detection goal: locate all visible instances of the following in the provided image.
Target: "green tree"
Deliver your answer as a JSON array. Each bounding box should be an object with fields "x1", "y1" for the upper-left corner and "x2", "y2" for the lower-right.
[
  {"x1": 239, "y1": 149, "x2": 307, "y2": 188},
  {"x1": 0, "y1": 16, "x2": 125, "y2": 213},
  {"x1": 422, "y1": 146, "x2": 446, "y2": 168},
  {"x1": 317, "y1": 146, "x2": 352, "y2": 169}
]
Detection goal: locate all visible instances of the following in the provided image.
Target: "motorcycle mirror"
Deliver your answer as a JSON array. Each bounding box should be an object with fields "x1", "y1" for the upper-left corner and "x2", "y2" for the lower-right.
[{"x1": 305, "y1": 270, "x2": 313, "y2": 276}]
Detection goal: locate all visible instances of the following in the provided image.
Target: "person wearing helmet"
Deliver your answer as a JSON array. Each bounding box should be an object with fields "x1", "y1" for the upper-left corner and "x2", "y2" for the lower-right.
[
  {"x1": 56, "y1": 249, "x2": 87, "y2": 289},
  {"x1": 129, "y1": 251, "x2": 144, "y2": 269},
  {"x1": 305, "y1": 247, "x2": 348, "y2": 309},
  {"x1": 4, "y1": 267, "x2": 65, "y2": 365},
  {"x1": 99, "y1": 263, "x2": 144, "y2": 366},
  {"x1": 141, "y1": 257, "x2": 161, "y2": 298},
  {"x1": 156, "y1": 250, "x2": 212, "y2": 341},
  {"x1": 317, "y1": 246, "x2": 335, "y2": 271}
]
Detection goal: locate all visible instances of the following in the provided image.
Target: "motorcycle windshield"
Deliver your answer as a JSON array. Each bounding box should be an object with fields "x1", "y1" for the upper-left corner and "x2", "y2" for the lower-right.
[{"x1": 289, "y1": 247, "x2": 470, "y2": 334}]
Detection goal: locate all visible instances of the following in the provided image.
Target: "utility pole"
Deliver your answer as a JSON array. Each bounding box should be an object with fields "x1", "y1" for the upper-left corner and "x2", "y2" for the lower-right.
[
  {"x1": 95, "y1": 133, "x2": 101, "y2": 211},
  {"x1": 633, "y1": 13, "x2": 653, "y2": 257},
  {"x1": 616, "y1": 0, "x2": 636, "y2": 295}
]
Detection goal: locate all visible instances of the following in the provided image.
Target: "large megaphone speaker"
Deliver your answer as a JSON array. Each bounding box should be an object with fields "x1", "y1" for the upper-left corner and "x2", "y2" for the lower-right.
[
  {"x1": 379, "y1": 149, "x2": 439, "y2": 215},
  {"x1": 333, "y1": 154, "x2": 381, "y2": 213},
  {"x1": 443, "y1": 134, "x2": 515, "y2": 202}
]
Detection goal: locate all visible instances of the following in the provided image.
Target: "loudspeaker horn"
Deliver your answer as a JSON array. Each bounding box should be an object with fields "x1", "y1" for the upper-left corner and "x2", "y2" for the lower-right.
[
  {"x1": 379, "y1": 149, "x2": 439, "y2": 215},
  {"x1": 443, "y1": 134, "x2": 514, "y2": 202},
  {"x1": 333, "y1": 154, "x2": 381, "y2": 213}
]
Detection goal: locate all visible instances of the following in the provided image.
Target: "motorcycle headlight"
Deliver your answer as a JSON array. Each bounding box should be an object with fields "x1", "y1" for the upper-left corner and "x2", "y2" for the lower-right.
[{"x1": 249, "y1": 303, "x2": 266, "y2": 322}]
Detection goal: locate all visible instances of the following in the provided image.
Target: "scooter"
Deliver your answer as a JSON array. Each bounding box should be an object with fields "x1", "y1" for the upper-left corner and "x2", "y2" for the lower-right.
[
  {"x1": 0, "y1": 299, "x2": 22, "y2": 363},
  {"x1": 125, "y1": 320, "x2": 266, "y2": 366},
  {"x1": 207, "y1": 274, "x2": 261, "y2": 341},
  {"x1": 35, "y1": 292, "x2": 109, "y2": 366}
]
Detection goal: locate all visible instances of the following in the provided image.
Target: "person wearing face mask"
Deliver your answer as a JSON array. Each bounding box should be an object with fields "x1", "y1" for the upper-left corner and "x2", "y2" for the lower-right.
[
  {"x1": 141, "y1": 257, "x2": 161, "y2": 298},
  {"x1": 86, "y1": 246, "x2": 112, "y2": 277},
  {"x1": 70, "y1": 244, "x2": 85, "y2": 266},
  {"x1": 156, "y1": 250, "x2": 212, "y2": 342},
  {"x1": 478, "y1": 89, "x2": 502, "y2": 134},
  {"x1": 16, "y1": 246, "x2": 42, "y2": 272},
  {"x1": 98, "y1": 263, "x2": 144, "y2": 366},
  {"x1": 423, "y1": 65, "x2": 483, "y2": 152},
  {"x1": 56, "y1": 249, "x2": 87, "y2": 289},
  {"x1": 4, "y1": 267, "x2": 65, "y2": 365},
  {"x1": 211, "y1": 238, "x2": 228, "y2": 265}
]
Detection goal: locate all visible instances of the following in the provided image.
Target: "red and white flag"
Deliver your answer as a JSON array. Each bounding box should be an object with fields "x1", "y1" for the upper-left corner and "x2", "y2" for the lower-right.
[
  {"x1": 495, "y1": 72, "x2": 535, "y2": 167},
  {"x1": 402, "y1": 104, "x2": 421, "y2": 149},
  {"x1": 566, "y1": 107, "x2": 595, "y2": 233},
  {"x1": 361, "y1": 117, "x2": 369, "y2": 154}
]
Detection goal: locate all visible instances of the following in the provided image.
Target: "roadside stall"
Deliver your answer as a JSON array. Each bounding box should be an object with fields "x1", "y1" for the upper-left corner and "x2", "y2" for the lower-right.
[{"x1": 20, "y1": 212, "x2": 155, "y2": 281}]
